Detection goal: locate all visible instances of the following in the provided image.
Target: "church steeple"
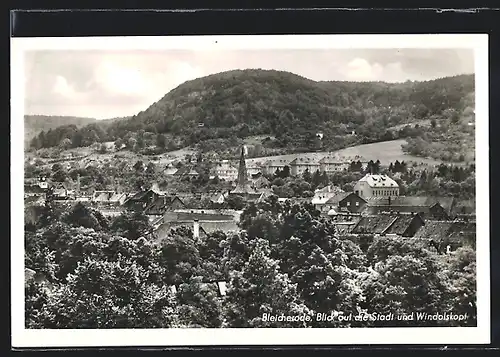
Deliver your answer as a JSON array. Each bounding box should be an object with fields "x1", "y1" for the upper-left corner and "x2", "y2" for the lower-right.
[
  {"x1": 237, "y1": 145, "x2": 248, "y2": 186},
  {"x1": 231, "y1": 145, "x2": 252, "y2": 194}
]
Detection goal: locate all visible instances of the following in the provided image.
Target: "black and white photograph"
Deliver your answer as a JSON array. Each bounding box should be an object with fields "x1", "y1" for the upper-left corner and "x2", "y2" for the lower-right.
[{"x1": 11, "y1": 34, "x2": 490, "y2": 347}]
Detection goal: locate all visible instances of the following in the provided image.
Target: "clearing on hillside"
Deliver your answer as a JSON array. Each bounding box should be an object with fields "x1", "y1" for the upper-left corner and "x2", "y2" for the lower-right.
[{"x1": 246, "y1": 139, "x2": 444, "y2": 167}]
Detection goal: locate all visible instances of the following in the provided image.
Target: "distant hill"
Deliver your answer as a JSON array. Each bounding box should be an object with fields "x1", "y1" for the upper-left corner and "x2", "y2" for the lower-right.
[
  {"x1": 28, "y1": 69, "x2": 475, "y2": 162},
  {"x1": 24, "y1": 115, "x2": 97, "y2": 142}
]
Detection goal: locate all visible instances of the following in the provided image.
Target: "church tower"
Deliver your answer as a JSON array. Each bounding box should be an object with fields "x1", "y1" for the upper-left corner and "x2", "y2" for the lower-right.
[
  {"x1": 231, "y1": 145, "x2": 252, "y2": 194},
  {"x1": 237, "y1": 145, "x2": 248, "y2": 186}
]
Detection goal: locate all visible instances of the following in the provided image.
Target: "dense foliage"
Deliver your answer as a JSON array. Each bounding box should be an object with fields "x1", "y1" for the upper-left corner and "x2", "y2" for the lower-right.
[
  {"x1": 28, "y1": 70, "x2": 474, "y2": 162},
  {"x1": 26, "y1": 196, "x2": 476, "y2": 328}
]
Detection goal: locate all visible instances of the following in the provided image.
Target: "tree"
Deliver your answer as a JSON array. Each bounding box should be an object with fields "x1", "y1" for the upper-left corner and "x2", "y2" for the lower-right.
[
  {"x1": 302, "y1": 168, "x2": 311, "y2": 183},
  {"x1": 110, "y1": 211, "x2": 151, "y2": 240},
  {"x1": 176, "y1": 276, "x2": 224, "y2": 327},
  {"x1": 156, "y1": 134, "x2": 166, "y2": 149},
  {"x1": 223, "y1": 238, "x2": 312, "y2": 327},
  {"x1": 225, "y1": 194, "x2": 245, "y2": 210},
  {"x1": 61, "y1": 202, "x2": 109, "y2": 231},
  {"x1": 133, "y1": 160, "x2": 144, "y2": 173},
  {"x1": 127, "y1": 137, "x2": 137, "y2": 151},
  {"x1": 114, "y1": 138, "x2": 124, "y2": 151},
  {"x1": 29, "y1": 254, "x2": 180, "y2": 328},
  {"x1": 59, "y1": 138, "x2": 72, "y2": 150},
  {"x1": 281, "y1": 165, "x2": 290, "y2": 178},
  {"x1": 157, "y1": 228, "x2": 203, "y2": 285},
  {"x1": 311, "y1": 169, "x2": 321, "y2": 188},
  {"x1": 146, "y1": 162, "x2": 156, "y2": 178}
]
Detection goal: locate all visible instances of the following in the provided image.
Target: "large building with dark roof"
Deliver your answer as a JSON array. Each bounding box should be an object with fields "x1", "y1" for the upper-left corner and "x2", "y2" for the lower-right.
[
  {"x1": 351, "y1": 213, "x2": 425, "y2": 237},
  {"x1": 363, "y1": 196, "x2": 455, "y2": 219}
]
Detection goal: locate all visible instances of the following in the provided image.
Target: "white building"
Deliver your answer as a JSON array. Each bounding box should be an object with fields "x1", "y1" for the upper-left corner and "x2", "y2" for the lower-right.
[
  {"x1": 353, "y1": 174, "x2": 399, "y2": 199},
  {"x1": 212, "y1": 160, "x2": 239, "y2": 181}
]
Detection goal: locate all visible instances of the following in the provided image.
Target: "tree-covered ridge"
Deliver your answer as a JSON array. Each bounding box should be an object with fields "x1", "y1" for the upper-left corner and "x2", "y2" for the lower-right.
[{"x1": 29, "y1": 70, "x2": 475, "y2": 162}]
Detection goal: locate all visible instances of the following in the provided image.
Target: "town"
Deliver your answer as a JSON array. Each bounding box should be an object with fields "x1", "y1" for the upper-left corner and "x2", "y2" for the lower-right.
[{"x1": 25, "y1": 144, "x2": 476, "y2": 256}]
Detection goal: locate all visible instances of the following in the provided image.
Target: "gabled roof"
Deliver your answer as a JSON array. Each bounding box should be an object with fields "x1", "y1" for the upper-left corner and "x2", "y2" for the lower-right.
[
  {"x1": 358, "y1": 174, "x2": 399, "y2": 188},
  {"x1": 253, "y1": 176, "x2": 270, "y2": 184},
  {"x1": 53, "y1": 188, "x2": 67, "y2": 196},
  {"x1": 351, "y1": 215, "x2": 399, "y2": 234},
  {"x1": 315, "y1": 185, "x2": 344, "y2": 194},
  {"x1": 383, "y1": 214, "x2": 423, "y2": 235},
  {"x1": 289, "y1": 157, "x2": 319, "y2": 166},
  {"x1": 263, "y1": 158, "x2": 289, "y2": 166},
  {"x1": 92, "y1": 191, "x2": 115, "y2": 201},
  {"x1": 325, "y1": 192, "x2": 366, "y2": 205},
  {"x1": 318, "y1": 156, "x2": 343, "y2": 164},
  {"x1": 144, "y1": 196, "x2": 186, "y2": 215},
  {"x1": 365, "y1": 196, "x2": 454, "y2": 212},
  {"x1": 109, "y1": 193, "x2": 126, "y2": 202},
  {"x1": 199, "y1": 221, "x2": 239, "y2": 234},
  {"x1": 311, "y1": 190, "x2": 343, "y2": 205},
  {"x1": 414, "y1": 220, "x2": 476, "y2": 241},
  {"x1": 164, "y1": 167, "x2": 178, "y2": 175}
]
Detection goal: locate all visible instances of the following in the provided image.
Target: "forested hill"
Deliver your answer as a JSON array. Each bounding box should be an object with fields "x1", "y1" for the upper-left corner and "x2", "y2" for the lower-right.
[
  {"x1": 25, "y1": 115, "x2": 97, "y2": 140},
  {"x1": 29, "y1": 69, "x2": 475, "y2": 161}
]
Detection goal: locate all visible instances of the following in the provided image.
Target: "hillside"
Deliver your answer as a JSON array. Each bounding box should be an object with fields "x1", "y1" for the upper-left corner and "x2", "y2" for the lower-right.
[
  {"x1": 246, "y1": 139, "x2": 444, "y2": 167},
  {"x1": 28, "y1": 69, "x2": 475, "y2": 163}
]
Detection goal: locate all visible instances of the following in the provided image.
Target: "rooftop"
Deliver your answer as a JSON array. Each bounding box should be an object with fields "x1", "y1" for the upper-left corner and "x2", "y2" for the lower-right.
[
  {"x1": 359, "y1": 174, "x2": 399, "y2": 188},
  {"x1": 365, "y1": 196, "x2": 454, "y2": 211}
]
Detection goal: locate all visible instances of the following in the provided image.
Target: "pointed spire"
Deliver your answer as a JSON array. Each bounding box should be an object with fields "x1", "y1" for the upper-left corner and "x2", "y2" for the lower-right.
[
  {"x1": 237, "y1": 145, "x2": 248, "y2": 186},
  {"x1": 231, "y1": 145, "x2": 252, "y2": 194}
]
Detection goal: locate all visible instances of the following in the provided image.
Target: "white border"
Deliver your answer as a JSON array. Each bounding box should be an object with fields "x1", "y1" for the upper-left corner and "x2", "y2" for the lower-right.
[{"x1": 11, "y1": 34, "x2": 490, "y2": 347}]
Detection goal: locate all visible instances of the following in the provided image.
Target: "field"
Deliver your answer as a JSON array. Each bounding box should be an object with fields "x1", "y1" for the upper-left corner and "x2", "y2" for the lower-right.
[{"x1": 246, "y1": 139, "x2": 444, "y2": 167}]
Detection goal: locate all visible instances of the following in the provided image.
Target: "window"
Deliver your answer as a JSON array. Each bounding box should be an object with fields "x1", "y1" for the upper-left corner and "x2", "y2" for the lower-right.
[
  {"x1": 347, "y1": 202, "x2": 350, "y2": 206},
  {"x1": 355, "y1": 201, "x2": 359, "y2": 206}
]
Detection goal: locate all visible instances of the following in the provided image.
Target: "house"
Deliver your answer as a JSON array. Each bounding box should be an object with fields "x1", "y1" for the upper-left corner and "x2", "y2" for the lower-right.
[
  {"x1": 163, "y1": 163, "x2": 178, "y2": 176},
  {"x1": 311, "y1": 186, "x2": 345, "y2": 212},
  {"x1": 351, "y1": 213, "x2": 424, "y2": 237},
  {"x1": 324, "y1": 192, "x2": 367, "y2": 214},
  {"x1": 382, "y1": 213, "x2": 425, "y2": 237},
  {"x1": 354, "y1": 174, "x2": 399, "y2": 199},
  {"x1": 53, "y1": 187, "x2": 71, "y2": 200},
  {"x1": 318, "y1": 156, "x2": 350, "y2": 173},
  {"x1": 173, "y1": 165, "x2": 199, "y2": 178},
  {"x1": 289, "y1": 157, "x2": 320, "y2": 176},
  {"x1": 261, "y1": 158, "x2": 289, "y2": 175},
  {"x1": 123, "y1": 188, "x2": 164, "y2": 212},
  {"x1": 328, "y1": 212, "x2": 362, "y2": 234},
  {"x1": 208, "y1": 192, "x2": 227, "y2": 205},
  {"x1": 363, "y1": 196, "x2": 454, "y2": 219},
  {"x1": 246, "y1": 162, "x2": 262, "y2": 177},
  {"x1": 143, "y1": 195, "x2": 186, "y2": 217},
  {"x1": 413, "y1": 219, "x2": 476, "y2": 252},
  {"x1": 24, "y1": 184, "x2": 47, "y2": 198},
  {"x1": 251, "y1": 175, "x2": 270, "y2": 189},
  {"x1": 153, "y1": 210, "x2": 239, "y2": 240},
  {"x1": 212, "y1": 160, "x2": 239, "y2": 181}
]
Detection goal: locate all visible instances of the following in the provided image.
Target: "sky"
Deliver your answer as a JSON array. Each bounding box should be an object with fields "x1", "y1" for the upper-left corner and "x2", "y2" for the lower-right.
[{"x1": 24, "y1": 48, "x2": 474, "y2": 119}]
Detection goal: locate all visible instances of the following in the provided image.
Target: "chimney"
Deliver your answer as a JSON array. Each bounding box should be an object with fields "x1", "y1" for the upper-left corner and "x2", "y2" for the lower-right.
[{"x1": 193, "y1": 219, "x2": 200, "y2": 239}]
